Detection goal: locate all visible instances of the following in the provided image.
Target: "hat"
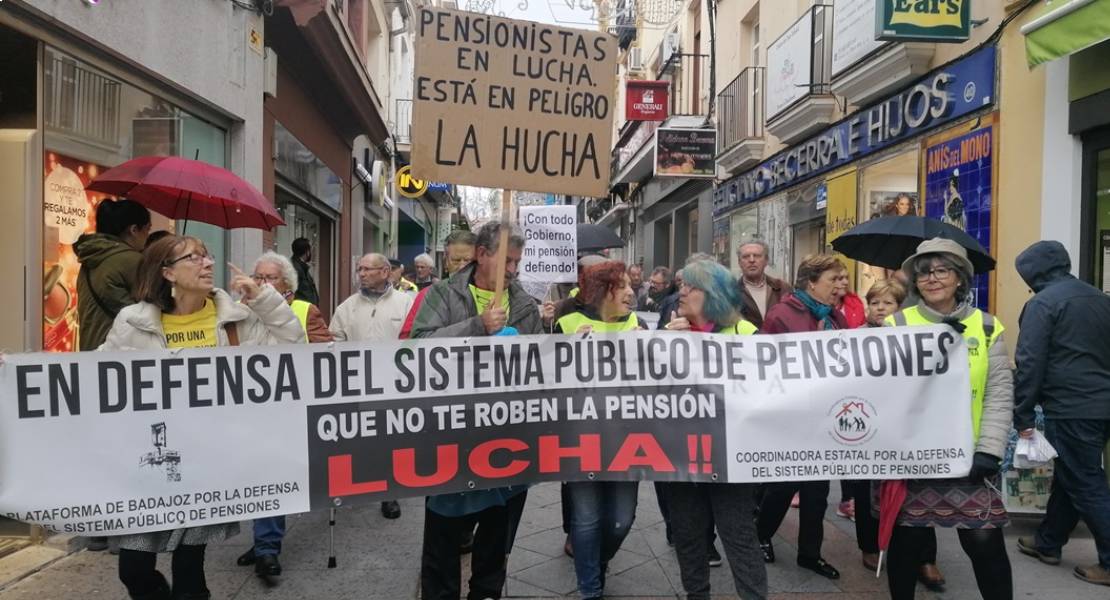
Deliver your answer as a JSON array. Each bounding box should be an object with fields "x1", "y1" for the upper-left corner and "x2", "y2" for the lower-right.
[
  {"x1": 901, "y1": 238, "x2": 975, "y2": 277},
  {"x1": 578, "y1": 254, "x2": 608, "y2": 268},
  {"x1": 388, "y1": 258, "x2": 402, "y2": 268}
]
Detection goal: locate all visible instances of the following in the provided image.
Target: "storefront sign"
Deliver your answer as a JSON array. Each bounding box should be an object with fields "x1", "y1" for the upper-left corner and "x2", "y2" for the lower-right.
[
  {"x1": 833, "y1": 0, "x2": 886, "y2": 76},
  {"x1": 923, "y1": 115, "x2": 995, "y2": 309},
  {"x1": 396, "y1": 165, "x2": 428, "y2": 199},
  {"x1": 876, "y1": 0, "x2": 971, "y2": 42},
  {"x1": 625, "y1": 80, "x2": 669, "y2": 121},
  {"x1": 655, "y1": 128, "x2": 717, "y2": 178},
  {"x1": 715, "y1": 45, "x2": 995, "y2": 216},
  {"x1": 0, "y1": 328, "x2": 973, "y2": 536},
  {"x1": 518, "y1": 205, "x2": 577, "y2": 284},
  {"x1": 410, "y1": 7, "x2": 618, "y2": 198},
  {"x1": 766, "y1": 11, "x2": 814, "y2": 119}
]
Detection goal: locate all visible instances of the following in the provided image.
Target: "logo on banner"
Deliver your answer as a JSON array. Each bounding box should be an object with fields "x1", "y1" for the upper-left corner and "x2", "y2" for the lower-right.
[
  {"x1": 828, "y1": 397, "x2": 877, "y2": 445},
  {"x1": 139, "y1": 423, "x2": 182, "y2": 482}
]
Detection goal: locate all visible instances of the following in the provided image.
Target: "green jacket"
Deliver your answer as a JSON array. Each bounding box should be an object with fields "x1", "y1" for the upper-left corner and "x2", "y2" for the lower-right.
[
  {"x1": 410, "y1": 263, "x2": 541, "y2": 338},
  {"x1": 74, "y1": 233, "x2": 142, "y2": 351}
]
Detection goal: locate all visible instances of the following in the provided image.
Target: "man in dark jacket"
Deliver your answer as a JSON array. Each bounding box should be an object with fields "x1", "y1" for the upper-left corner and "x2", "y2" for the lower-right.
[
  {"x1": 1012, "y1": 240, "x2": 1110, "y2": 587},
  {"x1": 411, "y1": 222, "x2": 538, "y2": 600},
  {"x1": 290, "y1": 238, "x2": 319, "y2": 305},
  {"x1": 736, "y1": 240, "x2": 791, "y2": 329}
]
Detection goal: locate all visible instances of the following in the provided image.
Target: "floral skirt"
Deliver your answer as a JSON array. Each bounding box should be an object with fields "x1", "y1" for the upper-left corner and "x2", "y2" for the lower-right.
[{"x1": 873, "y1": 474, "x2": 1008, "y2": 529}]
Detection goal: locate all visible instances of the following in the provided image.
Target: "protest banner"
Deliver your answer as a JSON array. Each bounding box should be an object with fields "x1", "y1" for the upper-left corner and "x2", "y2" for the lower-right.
[
  {"x1": 410, "y1": 6, "x2": 618, "y2": 198},
  {"x1": 518, "y1": 205, "x2": 577, "y2": 299},
  {"x1": 0, "y1": 327, "x2": 973, "y2": 537}
]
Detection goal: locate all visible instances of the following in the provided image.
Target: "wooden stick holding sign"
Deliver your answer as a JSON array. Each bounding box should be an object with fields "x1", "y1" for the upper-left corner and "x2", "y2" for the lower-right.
[{"x1": 492, "y1": 188, "x2": 513, "y2": 308}]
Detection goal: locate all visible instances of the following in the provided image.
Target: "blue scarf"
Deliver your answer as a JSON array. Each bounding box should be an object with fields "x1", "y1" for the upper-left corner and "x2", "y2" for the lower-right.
[{"x1": 795, "y1": 290, "x2": 836, "y2": 330}]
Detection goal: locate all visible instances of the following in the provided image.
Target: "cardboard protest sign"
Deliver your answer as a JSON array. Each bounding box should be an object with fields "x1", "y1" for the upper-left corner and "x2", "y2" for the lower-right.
[
  {"x1": 0, "y1": 328, "x2": 973, "y2": 536},
  {"x1": 518, "y1": 205, "x2": 577, "y2": 284},
  {"x1": 410, "y1": 7, "x2": 618, "y2": 197}
]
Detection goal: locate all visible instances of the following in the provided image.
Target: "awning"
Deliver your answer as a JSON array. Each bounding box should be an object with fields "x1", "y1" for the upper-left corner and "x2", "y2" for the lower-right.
[{"x1": 1023, "y1": 0, "x2": 1110, "y2": 67}]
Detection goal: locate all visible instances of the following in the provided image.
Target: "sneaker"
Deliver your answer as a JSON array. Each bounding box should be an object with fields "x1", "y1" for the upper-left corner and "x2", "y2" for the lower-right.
[
  {"x1": 790, "y1": 493, "x2": 800, "y2": 508},
  {"x1": 1017, "y1": 536, "x2": 1061, "y2": 565},
  {"x1": 1074, "y1": 564, "x2": 1110, "y2": 586},
  {"x1": 708, "y1": 544, "x2": 722, "y2": 567},
  {"x1": 836, "y1": 499, "x2": 855, "y2": 521}
]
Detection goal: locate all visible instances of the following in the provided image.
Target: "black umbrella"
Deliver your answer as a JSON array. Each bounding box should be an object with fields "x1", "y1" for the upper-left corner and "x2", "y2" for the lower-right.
[
  {"x1": 577, "y1": 223, "x2": 624, "y2": 252},
  {"x1": 831, "y1": 215, "x2": 996, "y2": 273}
]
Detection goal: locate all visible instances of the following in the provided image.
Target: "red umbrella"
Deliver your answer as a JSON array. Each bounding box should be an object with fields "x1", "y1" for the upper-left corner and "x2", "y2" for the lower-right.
[
  {"x1": 86, "y1": 156, "x2": 284, "y2": 230},
  {"x1": 876, "y1": 479, "x2": 908, "y2": 577}
]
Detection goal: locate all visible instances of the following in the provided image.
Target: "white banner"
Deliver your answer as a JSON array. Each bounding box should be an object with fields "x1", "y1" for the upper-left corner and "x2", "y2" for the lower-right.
[
  {"x1": 766, "y1": 11, "x2": 813, "y2": 119},
  {"x1": 0, "y1": 327, "x2": 973, "y2": 536},
  {"x1": 518, "y1": 205, "x2": 577, "y2": 284},
  {"x1": 832, "y1": 0, "x2": 885, "y2": 77}
]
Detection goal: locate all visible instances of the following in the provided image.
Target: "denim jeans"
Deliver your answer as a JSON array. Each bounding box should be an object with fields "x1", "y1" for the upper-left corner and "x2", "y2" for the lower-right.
[
  {"x1": 1035, "y1": 418, "x2": 1110, "y2": 568},
  {"x1": 666, "y1": 482, "x2": 767, "y2": 600},
  {"x1": 253, "y1": 516, "x2": 286, "y2": 556},
  {"x1": 566, "y1": 481, "x2": 639, "y2": 598}
]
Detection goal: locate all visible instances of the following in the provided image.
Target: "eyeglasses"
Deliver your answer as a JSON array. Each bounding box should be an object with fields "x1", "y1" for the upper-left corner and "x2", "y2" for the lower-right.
[
  {"x1": 166, "y1": 252, "x2": 212, "y2": 267},
  {"x1": 356, "y1": 266, "x2": 389, "y2": 274},
  {"x1": 915, "y1": 267, "x2": 955, "y2": 282},
  {"x1": 251, "y1": 274, "x2": 284, "y2": 283}
]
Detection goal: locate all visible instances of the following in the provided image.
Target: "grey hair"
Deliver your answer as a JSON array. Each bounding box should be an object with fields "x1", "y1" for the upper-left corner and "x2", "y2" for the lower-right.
[
  {"x1": 445, "y1": 229, "x2": 477, "y2": 246},
  {"x1": 475, "y1": 222, "x2": 525, "y2": 253},
  {"x1": 414, "y1": 253, "x2": 434, "y2": 267},
  {"x1": 254, "y1": 251, "x2": 298, "y2": 291},
  {"x1": 651, "y1": 266, "x2": 672, "y2": 281},
  {"x1": 685, "y1": 252, "x2": 715, "y2": 266},
  {"x1": 737, "y1": 239, "x2": 769, "y2": 256},
  {"x1": 362, "y1": 253, "x2": 390, "y2": 268},
  {"x1": 911, "y1": 254, "x2": 972, "y2": 302}
]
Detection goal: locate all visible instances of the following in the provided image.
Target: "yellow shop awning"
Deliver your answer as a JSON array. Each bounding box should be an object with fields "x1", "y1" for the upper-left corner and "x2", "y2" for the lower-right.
[{"x1": 1023, "y1": 0, "x2": 1110, "y2": 67}]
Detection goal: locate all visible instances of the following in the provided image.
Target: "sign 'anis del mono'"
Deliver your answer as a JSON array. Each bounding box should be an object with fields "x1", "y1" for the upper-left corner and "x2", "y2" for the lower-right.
[{"x1": 410, "y1": 7, "x2": 618, "y2": 198}]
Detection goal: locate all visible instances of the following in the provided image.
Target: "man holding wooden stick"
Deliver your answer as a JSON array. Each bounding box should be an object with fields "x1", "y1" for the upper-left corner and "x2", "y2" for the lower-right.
[{"x1": 410, "y1": 218, "x2": 540, "y2": 600}]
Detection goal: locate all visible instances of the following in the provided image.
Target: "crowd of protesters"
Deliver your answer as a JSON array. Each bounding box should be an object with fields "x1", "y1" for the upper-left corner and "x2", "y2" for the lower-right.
[{"x1": 73, "y1": 203, "x2": 1110, "y2": 600}]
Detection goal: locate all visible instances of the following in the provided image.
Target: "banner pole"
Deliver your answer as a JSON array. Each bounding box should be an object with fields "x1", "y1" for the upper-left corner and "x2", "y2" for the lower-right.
[{"x1": 492, "y1": 189, "x2": 513, "y2": 306}]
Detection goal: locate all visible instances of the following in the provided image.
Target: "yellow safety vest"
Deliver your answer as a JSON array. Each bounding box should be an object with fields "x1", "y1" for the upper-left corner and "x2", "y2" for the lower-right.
[
  {"x1": 887, "y1": 306, "x2": 1003, "y2": 442},
  {"x1": 556, "y1": 310, "x2": 639, "y2": 333},
  {"x1": 723, "y1": 320, "x2": 758, "y2": 335},
  {"x1": 290, "y1": 299, "x2": 311, "y2": 333},
  {"x1": 569, "y1": 287, "x2": 579, "y2": 298}
]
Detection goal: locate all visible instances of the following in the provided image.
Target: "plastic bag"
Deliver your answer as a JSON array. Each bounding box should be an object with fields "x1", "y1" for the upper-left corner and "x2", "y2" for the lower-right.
[{"x1": 1013, "y1": 429, "x2": 1058, "y2": 469}]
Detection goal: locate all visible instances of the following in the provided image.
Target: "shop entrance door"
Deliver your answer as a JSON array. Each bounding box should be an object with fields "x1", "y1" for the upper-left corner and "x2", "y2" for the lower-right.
[
  {"x1": 1081, "y1": 128, "x2": 1110, "y2": 293},
  {"x1": 791, "y1": 219, "x2": 825, "y2": 279}
]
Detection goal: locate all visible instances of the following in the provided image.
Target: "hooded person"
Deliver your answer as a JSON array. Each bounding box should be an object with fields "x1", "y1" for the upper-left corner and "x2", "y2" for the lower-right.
[{"x1": 1012, "y1": 241, "x2": 1110, "y2": 587}]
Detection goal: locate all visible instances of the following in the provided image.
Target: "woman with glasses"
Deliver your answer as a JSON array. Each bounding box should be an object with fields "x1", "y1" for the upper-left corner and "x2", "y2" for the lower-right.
[
  {"x1": 100, "y1": 235, "x2": 305, "y2": 600},
  {"x1": 230, "y1": 252, "x2": 332, "y2": 579},
  {"x1": 663, "y1": 260, "x2": 767, "y2": 600},
  {"x1": 880, "y1": 238, "x2": 1014, "y2": 600}
]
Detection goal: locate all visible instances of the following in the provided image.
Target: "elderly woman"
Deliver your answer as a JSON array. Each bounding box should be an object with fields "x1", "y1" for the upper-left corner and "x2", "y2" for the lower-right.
[
  {"x1": 882, "y1": 238, "x2": 1013, "y2": 600},
  {"x1": 756, "y1": 254, "x2": 848, "y2": 580},
  {"x1": 101, "y1": 236, "x2": 304, "y2": 600},
  {"x1": 554, "y1": 260, "x2": 640, "y2": 600},
  {"x1": 232, "y1": 252, "x2": 332, "y2": 578},
  {"x1": 662, "y1": 260, "x2": 766, "y2": 599}
]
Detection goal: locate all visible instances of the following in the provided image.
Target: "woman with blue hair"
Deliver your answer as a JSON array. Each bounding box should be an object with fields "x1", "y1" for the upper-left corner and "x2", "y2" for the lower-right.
[{"x1": 664, "y1": 260, "x2": 766, "y2": 599}]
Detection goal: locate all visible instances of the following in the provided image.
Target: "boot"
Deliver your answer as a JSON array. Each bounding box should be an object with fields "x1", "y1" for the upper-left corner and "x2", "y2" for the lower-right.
[{"x1": 128, "y1": 572, "x2": 171, "y2": 600}]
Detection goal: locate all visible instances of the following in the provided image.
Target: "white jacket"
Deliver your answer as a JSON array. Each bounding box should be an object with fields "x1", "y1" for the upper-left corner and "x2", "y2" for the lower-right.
[
  {"x1": 100, "y1": 285, "x2": 306, "y2": 351},
  {"x1": 329, "y1": 286, "x2": 414, "y2": 342}
]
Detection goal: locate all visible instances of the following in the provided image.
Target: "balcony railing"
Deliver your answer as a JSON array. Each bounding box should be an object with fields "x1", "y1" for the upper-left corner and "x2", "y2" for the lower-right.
[
  {"x1": 44, "y1": 55, "x2": 121, "y2": 148},
  {"x1": 613, "y1": 0, "x2": 636, "y2": 49},
  {"x1": 659, "y1": 53, "x2": 710, "y2": 116},
  {"x1": 395, "y1": 98, "x2": 412, "y2": 144},
  {"x1": 766, "y1": 2, "x2": 834, "y2": 121},
  {"x1": 717, "y1": 67, "x2": 765, "y2": 152}
]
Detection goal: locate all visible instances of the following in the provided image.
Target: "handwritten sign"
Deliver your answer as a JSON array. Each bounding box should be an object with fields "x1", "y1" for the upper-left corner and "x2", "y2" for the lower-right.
[{"x1": 411, "y1": 7, "x2": 618, "y2": 197}]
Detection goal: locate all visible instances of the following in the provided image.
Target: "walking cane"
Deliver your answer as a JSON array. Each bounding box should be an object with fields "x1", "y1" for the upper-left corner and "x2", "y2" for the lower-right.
[{"x1": 327, "y1": 507, "x2": 337, "y2": 568}]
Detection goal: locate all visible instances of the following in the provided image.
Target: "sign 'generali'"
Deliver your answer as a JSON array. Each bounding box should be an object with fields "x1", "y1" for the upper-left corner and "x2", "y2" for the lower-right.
[{"x1": 625, "y1": 80, "x2": 669, "y2": 121}]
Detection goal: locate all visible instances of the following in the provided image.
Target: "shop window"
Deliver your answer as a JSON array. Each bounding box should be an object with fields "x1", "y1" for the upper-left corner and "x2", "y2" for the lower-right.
[
  {"x1": 857, "y1": 150, "x2": 919, "y2": 295},
  {"x1": 42, "y1": 47, "x2": 228, "y2": 353}
]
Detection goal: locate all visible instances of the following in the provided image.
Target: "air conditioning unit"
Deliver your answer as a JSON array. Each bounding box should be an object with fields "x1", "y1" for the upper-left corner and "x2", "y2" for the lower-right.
[
  {"x1": 628, "y1": 47, "x2": 644, "y2": 72},
  {"x1": 662, "y1": 31, "x2": 680, "y2": 64}
]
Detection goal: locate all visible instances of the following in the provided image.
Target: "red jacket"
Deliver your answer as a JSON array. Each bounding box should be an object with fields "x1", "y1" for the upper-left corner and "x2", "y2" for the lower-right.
[
  {"x1": 760, "y1": 293, "x2": 849, "y2": 334},
  {"x1": 838, "y1": 292, "x2": 867, "y2": 329}
]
